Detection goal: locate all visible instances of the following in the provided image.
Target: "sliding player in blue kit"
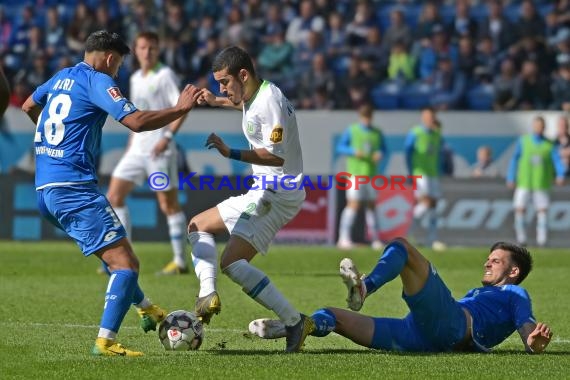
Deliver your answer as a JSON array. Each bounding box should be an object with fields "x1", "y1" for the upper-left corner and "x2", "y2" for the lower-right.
[
  {"x1": 21, "y1": 30, "x2": 200, "y2": 356},
  {"x1": 251, "y1": 238, "x2": 553, "y2": 354}
]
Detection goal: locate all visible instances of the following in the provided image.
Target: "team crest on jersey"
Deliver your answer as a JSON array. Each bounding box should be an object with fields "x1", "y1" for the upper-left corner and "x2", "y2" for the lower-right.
[
  {"x1": 247, "y1": 121, "x2": 256, "y2": 135},
  {"x1": 107, "y1": 87, "x2": 124, "y2": 102},
  {"x1": 270, "y1": 125, "x2": 283, "y2": 143}
]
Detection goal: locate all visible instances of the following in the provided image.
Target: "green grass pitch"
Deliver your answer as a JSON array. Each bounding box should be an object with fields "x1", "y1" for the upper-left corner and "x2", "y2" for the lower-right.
[{"x1": 1, "y1": 241, "x2": 569, "y2": 379}]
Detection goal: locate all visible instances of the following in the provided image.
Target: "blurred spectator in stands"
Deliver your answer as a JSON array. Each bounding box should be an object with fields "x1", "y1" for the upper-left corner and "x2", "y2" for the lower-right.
[
  {"x1": 162, "y1": 1, "x2": 192, "y2": 46},
  {"x1": 9, "y1": 78, "x2": 30, "y2": 108},
  {"x1": 66, "y1": 2, "x2": 95, "y2": 56},
  {"x1": 257, "y1": 26, "x2": 294, "y2": 86},
  {"x1": 493, "y1": 58, "x2": 518, "y2": 110},
  {"x1": 354, "y1": 27, "x2": 388, "y2": 77},
  {"x1": 297, "y1": 53, "x2": 335, "y2": 109},
  {"x1": 345, "y1": 0, "x2": 376, "y2": 48},
  {"x1": 448, "y1": 0, "x2": 478, "y2": 42},
  {"x1": 314, "y1": 0, "x2": 336, "y2": 20},
  {"x1": 286, "y1": 0, "x2": 325, "y2": 48},
  {"x1": 516, "y1": 0, "x2": 546, "y2": 40},
  {"x1": 555, "y1": 115, "x2": 570, "y2": 176},
  {"x1": 513, "y1": 60, "x2": 551, "y2": 110},
  {"x1": 292, "y1": 30, "x2": 325, "y2": 76},
  {"x1": 456, "y1": 36, "x2": 477, "y2": 82},
  {"x1": 25, "y1": 52, "x2": 50, "y2": 89},
  {"x1": 242, "y1": 0, "x2": 267, "y2": 46},
  {"x1": 553, "y1": 0, "x2": 570, "y2": 30},
  {"x1": 479, "y1": 0, "x2": 515, "y2": 52},
  {"x1": 262, "y1": 3, "x2": 286, "y2": 44},
  {"x1": 123, "y1": 0, "x2": 159, "y2": 44},
  {"x1": 221, "y1": 5, "x2": 252, "y2": 48},
  {"x1": 5, "y1": 5, "x2": 34, "y2": 73},
  {"x1": 359, "y1": 54, "x2": 384, "y2": 88},
  {"x1": 429, "y1": 54, "x2": 466, "y2": 110},
  {"x1": 190, "y1": 35, "x2": 218, "y2": 83},
  {"x1": 94, "y1": 4, "x2": 122, "y2": 36},
  {"x1": 45, "y1": 7, "x2": 67, "y2": 61},
  {"x1": 550, "y1": 62, "x2": 570, "y2": 111},
  {"x1": 471, "y1": 145, "x2": 500, "y2": 178},
  {"x1": 57, "y1": 56, "x2": 74, "y2": 71},
  {"x1": 382, "y1": 7, "x2": 412, "y2": 51},
  {"x1": 548, "y1": 28, "x2": 570, "y2": 66},
  {"x1": 24, "y1": 25, "x2": 45, "y2": 68},
  {"x1": 475, "y1": 36, "x2": 500, "y2": 80},
  {"x1": 508, "y1": 35, "x2": 553, "y2": 74},
  {"x1": 324, "y1": 11, "x2": 349, "y2": 68},
  {"x1": 418, "y1": 24, "x2": 457, "y2": 81},
  {"x1": 415, "y1": 2, "x2": 443, "y2": 46},
  {"x1": 337, "y1": 55, "x2": 370, "y2": 109},
  {"x1": 387, "y1": 40, "x2": 415, "y2": 82},
  {"x1": 0, "y1": 6, "x2": 13, "y2": 56},
  {"x1": 196, "y1": 14, "x2": 217, "y2": 50}
]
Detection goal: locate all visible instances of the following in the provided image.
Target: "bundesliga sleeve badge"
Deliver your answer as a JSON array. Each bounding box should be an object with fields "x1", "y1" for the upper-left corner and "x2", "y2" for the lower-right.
[{"x1": 107, "y1": 86, "x2": 124, "y2": 102}]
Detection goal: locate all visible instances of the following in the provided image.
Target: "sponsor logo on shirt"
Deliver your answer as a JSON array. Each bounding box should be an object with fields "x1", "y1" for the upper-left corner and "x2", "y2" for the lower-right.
[
  {"x1": 107, "y1": 87, "x2": 124, "y2": 102},
  {"x1": 270, "y1": 125, "x2": 283, "y2": 143}
]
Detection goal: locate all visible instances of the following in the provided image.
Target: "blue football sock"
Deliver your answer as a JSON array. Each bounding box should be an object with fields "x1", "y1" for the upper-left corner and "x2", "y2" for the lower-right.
[
  {"x1": 100, "y1": 270, "x2": 138, "y2": 333},
  {"x1": 363, "y1": 240, "x2": 408, "y2": 295},
  {"x1": 311, "y1": 308, "x2": 336, "y2": 337},
  {"x1": 132, "y1": 283, "x2": 145, "y2": 305}
]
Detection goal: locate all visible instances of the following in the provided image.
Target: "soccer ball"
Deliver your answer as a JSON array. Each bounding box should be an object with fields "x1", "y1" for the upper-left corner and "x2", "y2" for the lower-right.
[{"x1": 158, "y1": 310, "x2": 204, "y2": 351}]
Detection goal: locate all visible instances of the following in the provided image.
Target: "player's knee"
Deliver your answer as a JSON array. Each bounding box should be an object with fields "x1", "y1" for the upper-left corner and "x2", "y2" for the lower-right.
[{"x1": 106, "y1": 191, "x2": 124, "y2": 207}]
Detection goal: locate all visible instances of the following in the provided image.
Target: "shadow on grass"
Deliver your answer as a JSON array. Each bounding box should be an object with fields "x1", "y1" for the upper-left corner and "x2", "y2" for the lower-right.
[{"x1": 205, "y1": 348, "x2": 570, "y2": 356}]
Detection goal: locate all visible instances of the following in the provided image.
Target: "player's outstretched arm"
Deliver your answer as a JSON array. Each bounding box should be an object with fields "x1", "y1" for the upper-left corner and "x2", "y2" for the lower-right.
[
  {"x1": 197, "y1": 88, "x2": 242, "y2": 110},
  {"x1": 21, "y1": 96, "x2": 43, "y2": 124},
  {"x1": 122, "y1": 84, "x2": 200, "y2": 132},
  {"x1": 518, "y1": 322, "x2": 553, "y2": 354},
  {"x1": 205, "y1": 133, "x2": 284, "y2": 166}
]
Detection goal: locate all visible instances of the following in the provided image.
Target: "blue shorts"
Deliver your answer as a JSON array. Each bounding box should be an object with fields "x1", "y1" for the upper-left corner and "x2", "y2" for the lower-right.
[
  {"x1": 37, "y1": 183, "x2": 126, "y2": 256},
  {"x1": 371, "y1": 264, "x2": 467, "y2": 352}
]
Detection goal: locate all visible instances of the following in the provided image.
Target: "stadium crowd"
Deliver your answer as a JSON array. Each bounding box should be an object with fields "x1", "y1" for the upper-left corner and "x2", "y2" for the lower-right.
[{"x1": 1, "y1": 0, "x2": 570, "y2": 111}]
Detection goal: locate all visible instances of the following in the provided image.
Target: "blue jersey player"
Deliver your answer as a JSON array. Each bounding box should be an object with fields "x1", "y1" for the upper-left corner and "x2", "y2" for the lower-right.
[
  {"x1": 21, "y1": 30, "x2": 200, "y2": 356},
  {"x1": 250, "y1": 238, "x2": 553, "y2": 354}
]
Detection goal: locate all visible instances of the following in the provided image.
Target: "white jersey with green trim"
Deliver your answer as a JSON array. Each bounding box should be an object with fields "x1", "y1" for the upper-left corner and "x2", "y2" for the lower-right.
[
  {"x1": 242, "y1": 80, "x2": 304, "y2": 199},
  {"x1": 128, "y1": 63, "x2": 180, "y2": 155}
]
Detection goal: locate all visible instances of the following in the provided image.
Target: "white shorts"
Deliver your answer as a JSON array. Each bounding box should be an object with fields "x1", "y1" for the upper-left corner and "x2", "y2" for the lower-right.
[
  {"x1": 217, "y1": 189, "x2": 303, "y2": 254},
  {"x1": 513, "y1": 188, "x2": 550, "y2": 210},
  {"x1": 414, "y1": 176, "x2": 442, "y2": 199},
  {"x1": 112, "y1": 148, "x2": 178, "y2": 192},
  {"x1": 346, "y1": 179, "x2": 377, "y2": 202}
]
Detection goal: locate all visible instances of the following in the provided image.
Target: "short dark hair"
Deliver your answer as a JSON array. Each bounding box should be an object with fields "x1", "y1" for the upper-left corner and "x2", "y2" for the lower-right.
[
  {"x1": 85, "y1": 30, "x2": 130, "y2": 56},
  {"x1": 212, "y1": 46, "x2": 256, "y2": 77},
  {"x1": 135, "y1": 31, "x2": 159, "y2": 45},
  {"x1": 490, "y1": 242, "x2": 533, "y2": 284}
]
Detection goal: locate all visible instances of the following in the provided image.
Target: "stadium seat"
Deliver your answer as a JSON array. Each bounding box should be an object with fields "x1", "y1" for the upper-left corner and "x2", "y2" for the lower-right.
[
  {"x1": 400, "y1": 83, "x2": 431, "y2": 110},
  {"x1": 371, "y1": 82, "x2": 402, "y2": 110},
  {"x1": 466, "y1": 85, "x2": 494, "y2": 111}
]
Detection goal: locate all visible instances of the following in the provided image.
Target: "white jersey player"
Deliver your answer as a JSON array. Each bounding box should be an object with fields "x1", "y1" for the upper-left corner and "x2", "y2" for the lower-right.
[
  {"x1": 188, "y1": 46, "x2": 314, "y2": 352},
  {"x1": 107, "y1": 31, "x2": 189, "y2": 275}
]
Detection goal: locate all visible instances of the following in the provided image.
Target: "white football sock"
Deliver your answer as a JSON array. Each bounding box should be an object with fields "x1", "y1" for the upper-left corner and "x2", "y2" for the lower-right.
[
  {"x1": 338, "y1": 207, "x2": 356, "y2": 242},
  {"x1": 167, "y1": 211, "x2": 187, "y2": 268},
  {"x1": 427, "y1": 208, "x2": 438, "y2": 245},
  {"x1": 365, "y1": 208, "x2": 379, "y2": 241},
  {"x1": 413, "y1": 202, "x2": 428, "y2": 219},
  {"x1": 133, "y1": 297, "x2": 152, "y2": 309},
  {"x1": 514, "y1": 212, "x2": 526, "y2": 245},
  {"x1": 536, "y1": 211, "x2": 547, "y2": 246},
  {"x1": 188, "y1": 231, "x2": 218, "y2": 297},
  {"x1": 114, "y1": 207, "x2": 131, "y2": 240},
  {"x1": 97, "y1": 328, "x2": 116, "y2": 340},
  {"x1": 223, "y1": 259, "x2": 301, "y2": 326}
]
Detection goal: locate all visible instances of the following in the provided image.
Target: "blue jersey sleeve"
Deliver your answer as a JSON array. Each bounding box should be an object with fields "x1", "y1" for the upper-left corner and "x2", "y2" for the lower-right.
[
  {"x1": 32, "y1": 78, "x2": 54, "y2": 106},
  {"x1": 336, "y1": 129, "x2": 355, "y2": 156},
  {"x1": 551, "y1": 146, "x2": 566, "y2": 179},
  {"x1": 506, "y1": 138, "x2": 522, "y2": 183},
  {"x1": 510, "y1": 286, "x2": 536, "y2": 329},
  {"x1": 404, "y1": 131, "x2": 416, "y2": 176},
  {"x1": 89, "y1": 72, "x2": 137, "y2": 121},
  {"x1": 379, "y1": 130, "x2": 387, "y2": 156}
]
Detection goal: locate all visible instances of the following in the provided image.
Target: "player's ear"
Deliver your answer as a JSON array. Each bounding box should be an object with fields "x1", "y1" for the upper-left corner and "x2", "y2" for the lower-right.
[
  {"x1": 509, "y1": 266, "x2": 520, "y2": 281},
  {"x1": 239, "y1": 69, "x2": 248, "y2": 83}
]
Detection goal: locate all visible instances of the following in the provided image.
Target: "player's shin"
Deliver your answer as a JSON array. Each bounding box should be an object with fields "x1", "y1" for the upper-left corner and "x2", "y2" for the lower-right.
[
  {"x1": 223, "y1": 259, "x2": 301, "y2": 326},
  {"x1": 99, "y1": 270, "x2": 138, "y2": 339},
  {"x1": 167, "y1": 211, "x2": 187, "y2": 268},
  {"x1": 188, "y1": 231, "x2": 218, "y2": 296},
  {"x1": 363, "y1": 240, "x2": 408, "y2": 295}
]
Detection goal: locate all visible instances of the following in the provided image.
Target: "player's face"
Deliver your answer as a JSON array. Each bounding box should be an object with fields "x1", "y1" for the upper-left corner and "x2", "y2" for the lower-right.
[
  {"x1": 108, "y1": 52, "x2": 124, "y2": 78},
  {"x1": 213, "y1": 68, "x2": 245, "y2": 105},
  {"x1": 481, "y1": 249, "x2": 518, "y2": 286},
  {"x1": 135, "y1": 37, "x2": 159, "y2": 71}
]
